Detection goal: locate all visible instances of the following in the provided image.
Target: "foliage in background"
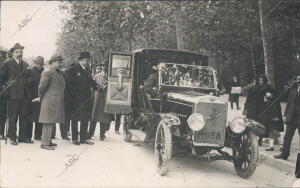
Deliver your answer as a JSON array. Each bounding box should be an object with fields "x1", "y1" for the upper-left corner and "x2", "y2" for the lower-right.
[{"x1": 55, "y1": 0, "x2": 300, "y2": 91}]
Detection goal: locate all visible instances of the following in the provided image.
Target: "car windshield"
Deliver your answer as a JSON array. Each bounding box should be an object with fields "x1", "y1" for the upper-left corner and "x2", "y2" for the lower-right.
[{"x1": 159, "y1": 63, "x2": 216, "y2": 89}]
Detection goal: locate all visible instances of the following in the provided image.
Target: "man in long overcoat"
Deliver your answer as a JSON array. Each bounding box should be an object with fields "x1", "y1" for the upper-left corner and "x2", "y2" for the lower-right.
[
  {"x1": 275, "y1": 75, "x2": 300, "y2": 160},
  {"x1": 0, "y1": 43, "x2": 33, "y2": 145},
  {"x1": 66, "y1": 52, "x2": 97, "y2": 145},
  {"x1": 38, "y1": 55, "x2": 65, "y2": 150},
  {"x1": 0, "y1": 49, "x2": 8, "y2": 140}
]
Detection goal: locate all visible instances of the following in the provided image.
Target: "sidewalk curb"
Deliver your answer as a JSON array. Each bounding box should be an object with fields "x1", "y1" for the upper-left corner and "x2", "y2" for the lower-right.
[{"x1": 259, "y1": 148, "x2": 295, "y2": 175}]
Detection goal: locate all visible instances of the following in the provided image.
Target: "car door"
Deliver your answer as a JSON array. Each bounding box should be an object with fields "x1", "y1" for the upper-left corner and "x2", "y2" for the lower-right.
[{"x1": 105, "y1": 51, "x2": 134, "y2": 114}]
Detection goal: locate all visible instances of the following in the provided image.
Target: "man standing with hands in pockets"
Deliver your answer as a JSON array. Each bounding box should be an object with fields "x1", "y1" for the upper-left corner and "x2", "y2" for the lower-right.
[{"x1": 38, "y1": 55, "x2": 65, "y2": 150}]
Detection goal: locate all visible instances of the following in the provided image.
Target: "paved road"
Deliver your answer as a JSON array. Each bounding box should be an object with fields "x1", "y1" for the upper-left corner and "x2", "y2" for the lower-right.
[
  {"x1": 0, "y1": 127, "x2": 295, "y2": 187},
  {"x1": 0, "y1": 95, "x2": 296, "y2": 187}
]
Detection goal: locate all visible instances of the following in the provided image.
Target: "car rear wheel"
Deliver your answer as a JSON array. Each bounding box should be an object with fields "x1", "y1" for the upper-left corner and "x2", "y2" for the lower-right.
[
  {"x1": 154, "y1": 121, "x2": 172, "y2": 176},
  {"x1": 123, "y1": 114, "x2": 132, "y2": 142},
  {"x1": 233, "y1": 130, "x2": 258, "y2": 178}
]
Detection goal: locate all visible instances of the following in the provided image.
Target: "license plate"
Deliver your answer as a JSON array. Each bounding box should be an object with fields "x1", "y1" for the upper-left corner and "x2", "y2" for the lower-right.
[{"x1": 197, "y1": 131, "x2": 222, "y2": 140}]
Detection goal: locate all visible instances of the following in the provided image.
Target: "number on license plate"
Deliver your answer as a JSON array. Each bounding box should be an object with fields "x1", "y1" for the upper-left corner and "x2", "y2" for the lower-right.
[{"x1": 198, "y1": 131, "x2": 221, "y2": 140}]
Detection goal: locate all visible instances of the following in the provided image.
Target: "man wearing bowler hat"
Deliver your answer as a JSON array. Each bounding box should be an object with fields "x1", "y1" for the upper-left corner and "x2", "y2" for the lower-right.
[
  {"x1": 66, "y1": 51, "x2": 97, "y2": 145},
  {"x1": 38, "y1": 55, "x2": 65, "y2": 150},
  {"x1": 0, "y1": 43, "x2": 33, "y2": 145}
]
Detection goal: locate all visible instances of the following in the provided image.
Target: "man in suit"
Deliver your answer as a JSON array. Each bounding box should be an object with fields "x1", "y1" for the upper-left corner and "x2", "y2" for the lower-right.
[
  {"x1": 66, "y1": 51, "x2": 97, "y2": 145},
  {"x1": 28, "y1": 56, "x2": 44, "y2": 140},
  {"x1": 0, "y1": 49, "x2": 8, "y2": 140},
  {"x1": 38, "y1": 55, "x2": 65, "y2": 150},
  {"x1": 0, "y1": 43, "x2": 33, "y2": 145},
  {"x1": 274, "y1": 75, "x2": 300, "y2": 160}
]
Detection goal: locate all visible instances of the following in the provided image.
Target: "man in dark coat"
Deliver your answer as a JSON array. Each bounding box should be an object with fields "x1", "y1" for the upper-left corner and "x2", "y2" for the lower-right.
[
  {"x1": 0, "y1": 49, "x2": 8, "y2": 140},
  {"x1": 66, "y1": 52, "x2": 97, "y2": 145},
  {"x1": 0, "y1": 43, "x2": 33, "y2": 145},
  {"x1": 275, "y1": 75, "x2": 300, "y2": 160},
  {"x1": 28, "y1": 56, "x2": 44, "y2": 140}
]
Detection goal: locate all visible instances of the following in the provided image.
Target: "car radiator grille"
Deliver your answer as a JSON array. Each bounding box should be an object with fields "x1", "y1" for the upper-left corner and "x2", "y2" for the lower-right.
[{"x1": 192, "y1": 102, "x2": 227, "y2": 146}]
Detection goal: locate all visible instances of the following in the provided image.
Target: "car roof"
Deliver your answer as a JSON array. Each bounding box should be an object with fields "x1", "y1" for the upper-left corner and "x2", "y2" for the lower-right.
[
  {"x1": 133, "y1": 48, "x2": 208, "y2": 57},
  {"x1": 132, "y1": 48, "x2": 209, "y2": 66}
]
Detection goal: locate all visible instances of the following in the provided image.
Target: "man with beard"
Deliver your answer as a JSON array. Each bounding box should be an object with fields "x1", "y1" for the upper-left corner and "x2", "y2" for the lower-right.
[
  {"x1": 0, "y1": 48, "x2": 8, "y2": 140},
  {"x1": 0, "y1": 43, "x2": 33, "y2": 145},
  {"x1": 274, "y1": 75, "x2": 300, "y2": 160},
  {"x1": 67, "y1": 51, "x2": 97, "y2": 145}
]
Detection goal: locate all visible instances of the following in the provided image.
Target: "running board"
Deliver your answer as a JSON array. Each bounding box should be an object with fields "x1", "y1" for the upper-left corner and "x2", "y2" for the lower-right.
[{"x1": 128, "y1": 129, "x2": 147, "y2": 142}]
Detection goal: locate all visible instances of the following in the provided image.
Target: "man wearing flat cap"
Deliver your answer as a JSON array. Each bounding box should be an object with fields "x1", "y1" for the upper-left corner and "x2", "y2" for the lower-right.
[
  {"x1": 38, "y1": 55, "x2": 65, "y2": 150},
  {"x1": 66, "y1": 51, "x2": 97, "y2": 145},
  {"x1": 0, "y1": 48, "x2": 8, "y2": 140},
  {"x1": 27, "y1": 56, "x2": 45, "y2": 140},
  {"x1": 0, "y1": 43, "x2": 33, "y2": 145}
]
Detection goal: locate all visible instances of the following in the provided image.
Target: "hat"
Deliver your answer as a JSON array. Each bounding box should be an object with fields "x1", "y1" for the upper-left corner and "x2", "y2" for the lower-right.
[
  {"x1": 10, "y1": 43, "x2": 24, "y2": 53},
  {"x1": 78, "y1": 51, "x2": 90, "y2": 60},
  {"x1": 49, "y1": 55, "x2": 64, "y2": 63},
  {"x1": 33, "y1": 56, "x2": 45, "y2": 65}
]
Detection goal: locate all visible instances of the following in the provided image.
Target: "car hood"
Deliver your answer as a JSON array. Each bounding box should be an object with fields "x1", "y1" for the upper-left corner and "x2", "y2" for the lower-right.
[{"x1": 166, "y1": 92, "x2": 227, "y2": 105}]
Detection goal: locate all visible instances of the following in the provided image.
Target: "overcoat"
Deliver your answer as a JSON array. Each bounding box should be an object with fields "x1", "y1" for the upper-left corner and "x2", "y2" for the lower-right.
[
  {"x1": 0, "y1": 58, "x2": 32, "y2": 100},
  {"x1": 261, "y1": 98, "x2": 284, "y2": 132},
  {"x1": 38, "y1": 67, "x2": 65, "y2": 124},
  {"x1": 29, "y1": 67, "x2": 43, "y2": 121},
  {"x1": 91, "y1": 72, "x2": 113, "y2": 124},
  {"x1": 66, "y1": 63, "x2": 96, "y2": 121},
  {"x1": 284, "y1": 88, "x2": 299, "y2": 125}
]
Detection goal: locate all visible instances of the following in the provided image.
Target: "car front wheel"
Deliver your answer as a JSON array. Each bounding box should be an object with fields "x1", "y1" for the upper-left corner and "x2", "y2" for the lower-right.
[
  {"x1": 154, "y1": 121, "x2": 172, "y2": 176},
  {"x1": 233, "y1": 130, "x2": 258, "y2": 178}
]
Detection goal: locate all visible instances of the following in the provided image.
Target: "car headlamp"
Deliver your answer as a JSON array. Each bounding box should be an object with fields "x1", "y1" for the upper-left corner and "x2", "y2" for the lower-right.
[
  {"x1": 230, "y1": 117, "x2": 246, "y2": 134},
  {"x1": 187, "y1": 113, "x2": 205, "y2": 131}
]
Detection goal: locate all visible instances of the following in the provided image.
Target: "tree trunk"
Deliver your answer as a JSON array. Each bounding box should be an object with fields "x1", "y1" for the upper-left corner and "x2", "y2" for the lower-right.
[
  {"x1": 175, "y1": 5, "x2": 184, "y2": 50},
  {"x1": 250, "y1": 49, "x2": 257, "y2": 78},
  {"x1": 259, "y1": 0, "x2": 275, "y2": 87}
]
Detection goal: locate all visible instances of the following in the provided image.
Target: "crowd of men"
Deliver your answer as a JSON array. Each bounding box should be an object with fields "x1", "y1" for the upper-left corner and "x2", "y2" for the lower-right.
[{"x1": 0, "y1": 43, "x2": 121, "y2": 150}]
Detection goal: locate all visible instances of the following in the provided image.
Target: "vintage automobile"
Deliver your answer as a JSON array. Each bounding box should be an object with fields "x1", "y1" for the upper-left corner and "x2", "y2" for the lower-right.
[{"x1": 105, "y1": 49, "x2": 265, "y2": 178}]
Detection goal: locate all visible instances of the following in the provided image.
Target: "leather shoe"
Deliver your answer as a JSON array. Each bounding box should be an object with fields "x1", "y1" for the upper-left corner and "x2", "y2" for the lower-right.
[
  {"x1": 0, "y1": 135, "x2": 7, "y2": 140},
  {"x1": 41, "y1": 145, "x2": 55, "y2": 150},
  {"x1": 80, "y1": 140, "x2": 94, "y2": 145},
  {"x1": 10, "y1": 139, "x2": 18, "y2": 145},
  {"x1": 274, "y1": 153, "x2": 288, "y2": 160},
  {"x1": 24, "y1": 139, "x2": 34, "y2": 144},
  {"x1": 63, "y1": 137, "x2": 70, "y2": 141},
  {"x1": 73, "y1": 141, "x2": 80, "y2": 145},
  {"x1": 50, "y1": 142, "x2": 57, "y2": 147},
  {"x1": 265, "y1": 147, "x2": 274, "y2": 151}
]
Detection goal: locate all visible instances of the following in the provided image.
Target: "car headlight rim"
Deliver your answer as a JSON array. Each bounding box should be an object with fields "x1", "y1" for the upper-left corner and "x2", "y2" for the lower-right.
[
  {"x1": 187, "y1": 113, "x2": 205, "y2": 132},
  {"x1": 230, "y1": 116, "x2": 247, "y2": 134}
]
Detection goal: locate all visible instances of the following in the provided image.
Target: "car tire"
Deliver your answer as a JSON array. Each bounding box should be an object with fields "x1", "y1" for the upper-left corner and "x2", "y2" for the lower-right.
[
  {"x1": 123, "y1": 114, "x2": 132, "y2": 142},
  {"x1": 154, "y1": 121, "x2": 172, "y2": 176},
  {"x1": 233, "y1": 130, "x2": 258, "y2": 178}
]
